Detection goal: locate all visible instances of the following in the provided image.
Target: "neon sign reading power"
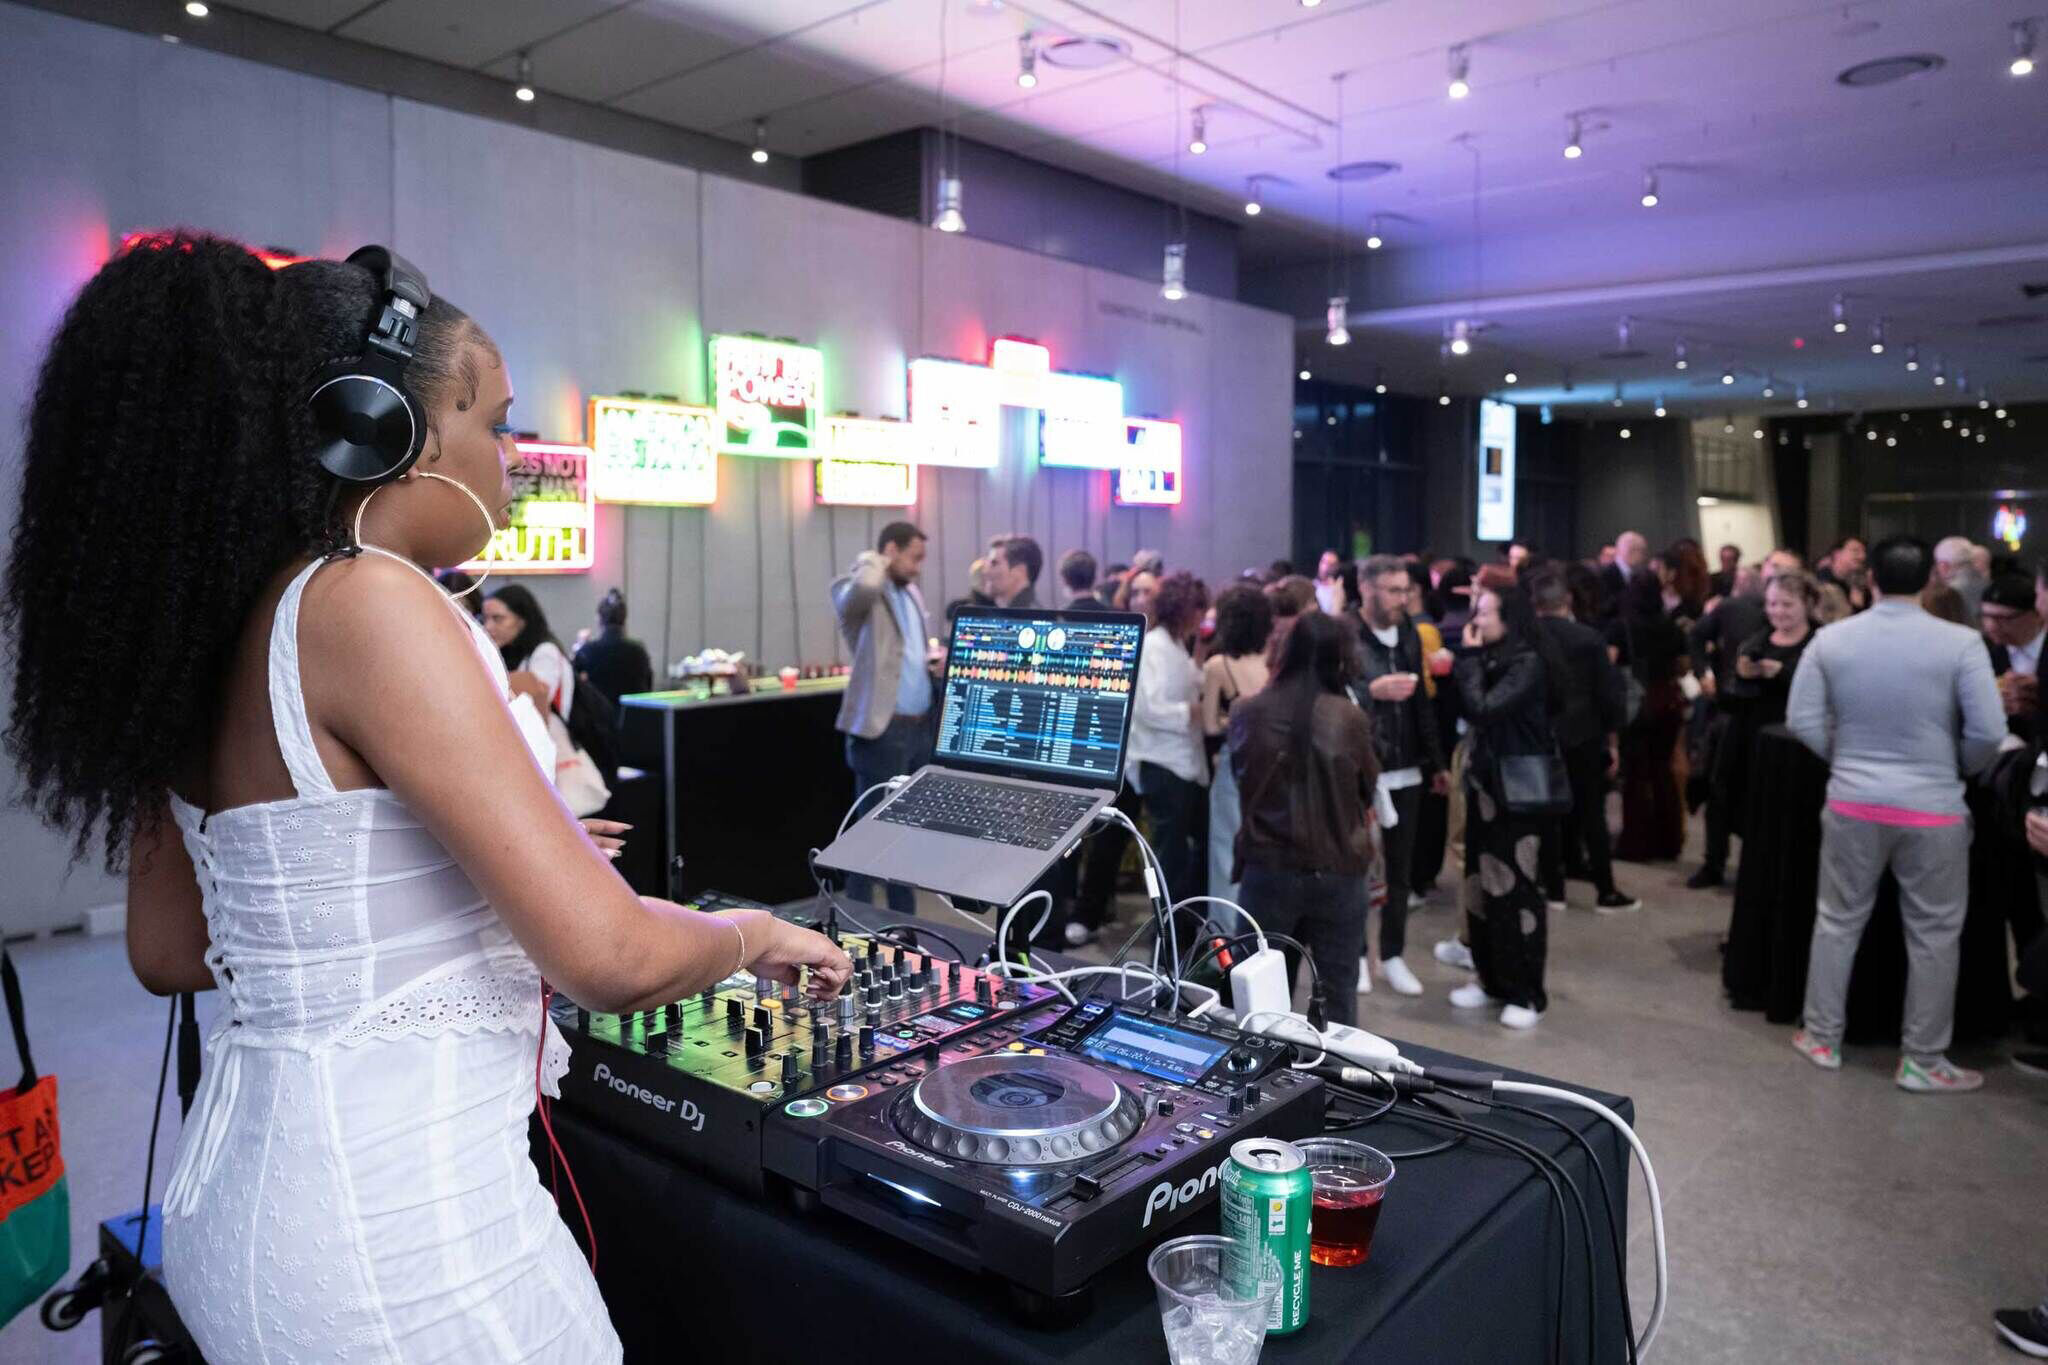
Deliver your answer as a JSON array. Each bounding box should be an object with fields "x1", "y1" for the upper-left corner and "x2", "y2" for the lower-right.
[{"x1": 712, "y1": 335, "x2": 822, "y2": 458}]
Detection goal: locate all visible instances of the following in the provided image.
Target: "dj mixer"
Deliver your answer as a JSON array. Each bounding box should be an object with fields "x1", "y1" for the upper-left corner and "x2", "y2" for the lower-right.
[{"x1": 548, "y1": 892, "x2": 1061, "y2": 1194}]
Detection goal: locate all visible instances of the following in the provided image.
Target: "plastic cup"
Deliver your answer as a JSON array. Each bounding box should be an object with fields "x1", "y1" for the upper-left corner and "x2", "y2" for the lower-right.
[
  {"x1": 1296, "y1": 1139, "x2": 1395, "y2": 1267},
  {"x1": 778, "y1": 666, "x2": 799, "y2": 691},
  {"x1": 1147, "y1": 1235, "x2": 1276, "y2": 1365}
]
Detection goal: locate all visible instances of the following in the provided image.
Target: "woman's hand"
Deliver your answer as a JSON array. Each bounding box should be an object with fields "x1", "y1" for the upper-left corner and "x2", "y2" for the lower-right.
[
  {"x1": 734, "y1": 914, "x2": 855, "y2": 998},
  {"x1": 506, "y1": 668, "x2": 550, "y2": 710},
  {"x1": 1757, "y1": 658, "x2": 1784, "y2": 679},
  {"x1": 581, "y1": 818, "x2": 630, "y2": 859},
  {"x1": 1735, "y1": 654, "x2": 1761, "y2": 679},
  {"x1": 1462, "y1": 617, "x2": 1485, "y2": 649}
]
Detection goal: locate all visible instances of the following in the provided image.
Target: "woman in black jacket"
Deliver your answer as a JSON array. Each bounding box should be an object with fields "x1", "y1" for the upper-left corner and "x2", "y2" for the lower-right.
[
  {"x1": 1452, "y1": 584, "x2": 1569, "y2": 1028},
  {"x1": 1607, "y1": 570, "x2": 1690, "y2": 861}
]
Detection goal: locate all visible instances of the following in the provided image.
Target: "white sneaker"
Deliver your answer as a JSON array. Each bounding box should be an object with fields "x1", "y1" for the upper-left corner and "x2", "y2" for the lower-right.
[
  {"x1": 1499, "y1": 1004, "x2": 1545, "y2": 1030},
  {"x1": 1448, "y1": 983, "x2": 1500, "y2": 1009},
  {"x1": 1380, "y1": 955, "x2": 1424, "y2": 996},
  {"x1": 1434, "y1": 938, "x2": 1476, "y2": 972},
  {"x1": 1355, "y1": 958, "x2": 1374, "y2": 993},
  {"x1": 1407, "y1": 891, "x2": 1428, "y2": 910},
  {"x1": 1062, "y1": 921, "x2": 1093, "y2": 948}
]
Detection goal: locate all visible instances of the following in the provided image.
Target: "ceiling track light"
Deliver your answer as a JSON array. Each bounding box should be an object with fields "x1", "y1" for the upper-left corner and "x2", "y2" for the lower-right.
[
  {"x1": 1188, "y1": 108, "x2": 1208, "y2": 156},
  {"x1": 1904, "y1": 342, "x2": 1919, "y2": 372},
  {"x1": 1830, "y1": 292, "x2": 1848, "y2": 333},
  {"x1": 514, "y1": 51, "x2": 536, "y2": 103},
  {"x1": 1720, "y1": 368, "x2": 1736, "y2": 386},
  {"x1": 1611, "y1": 381, "x2": 1625, "y2": 408},
  {"x1": 1161, "y1": 242, "x2": 1188, "y2": 301},
  {"x1": 1301, "y1": 0, "x2": 1324, "y2": 7},
  {"x1": 1931, "y1": 354, "x2": 1947, "y2": 386},
  {"x1": 1365, "y1": 216, "x2": 1384, "y2": 250},
  {"x1": 1326, "y1": 296, "x2": 1350, "y2": 347},
  {"x1": 1373, "y1": 367, "x2": 1387, "y2": 394},
  {"x1": 1761, "y1": 378, "x2": 1776, "y2": 398},
  {"x1": 1869, "y1": 317, "x2": 1887, "y2": 354},
  {"x1": 1437, "y1": 378, "x2": 1451, "y2": 406},
  {"x1": 1561, "y1": 364, "x2": 1575, "y2": 394},
  {"x1": 1447, "y1": 44, "x2": 1471, "y2": 99},
  {"x1": 184, "y1": 0, "x2": 208, "y2": 15},
  {"x1": 932, "y1": 174, "x2": 965, "y2": 233},
  {"x1": 1503, "y1": 370, "x2": 1518, "y2": 385},
  {"x1": 1956, "y1": 370, "x2": 1970, "y2": 396},
  {"x1": 1620, "y1": 427, "x2": 1632, "y2": 440},
  {"x1": 1298, "y1": 365, "x2": 1312, "y2": 381},
  {"x1": 1016, "y1": 35, "x2": 1038, "y2": 88},
  {"x1": 750, "y1": 118, "x2": 770, "y2": 164},
  {"x1": 1564, "y1": 115, "x2": 1584, "y2": 159},
  {"x1": 1653, "y1": 394, "x2": 1667, "y2": 417},
  {"x1": 1447, "y1": 319, "x2": 1472, "y2": 356},
  {"x1": 1674, "y1": 339, "x2": 1688, "y2": 371},
  {"x1": 1616, "y1": 315, "x2": 1633, "y2": 350},
  {"x1": 1639, "y1": 168, "x2": 1659, "y2": 208},
  {"x1": 1795, "y1": 383, "x2": 1809, "y2": 409},
  {"x1": 2014, "y1": 19, "x2": 2038, "y2": 77},
  {"x1": 1243, "y1": 177, "x2": 1263, "y2": 217}
]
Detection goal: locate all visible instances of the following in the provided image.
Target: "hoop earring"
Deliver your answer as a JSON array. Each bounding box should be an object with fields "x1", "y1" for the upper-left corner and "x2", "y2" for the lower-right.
[{"x1": 352, "y1": 471, "x2": 499, "y2": 599}]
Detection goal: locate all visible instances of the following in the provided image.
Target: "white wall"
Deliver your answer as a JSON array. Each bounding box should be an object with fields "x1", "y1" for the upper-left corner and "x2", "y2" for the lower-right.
[
  {"x1": 1696, "y1": 503, "x2": 1778, "y2": 569},
  {"x1": 0, "y1": 4, "x2": 1292, "y2": 932}
]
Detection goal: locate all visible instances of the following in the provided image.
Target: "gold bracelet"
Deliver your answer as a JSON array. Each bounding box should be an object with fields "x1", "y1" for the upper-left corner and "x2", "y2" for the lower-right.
[{"x1": 724, "y1": 915, "x2": 747, "y2": 979}]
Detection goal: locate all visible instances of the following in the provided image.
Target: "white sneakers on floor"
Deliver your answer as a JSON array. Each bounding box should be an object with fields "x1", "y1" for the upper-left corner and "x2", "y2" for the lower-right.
[
  {"x1": 1434, "y1": 938, "x2": 1476, "y2": 972},
  {"x1": 1448, "y1": 982, "x2": 1501, "y2": 1009},
  {"x1": 1380, "y1": 955, "x2": 1424, "y2": 996},
  {"x1": 1354, "y1": 958, "x2": 1373, "y2": 994},
  {"x1": 1499, "y1": 1004, "x2": 1545, "y2": 1030}
]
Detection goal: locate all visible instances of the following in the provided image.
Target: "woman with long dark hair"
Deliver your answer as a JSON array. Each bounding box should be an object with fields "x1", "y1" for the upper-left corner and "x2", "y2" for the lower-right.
[
  {"x1": 1128, "y1": 571, "x2": 1212, "y2": 901},
  {"x1": 484, "y1": 582, "x2": 575, "y2": 722},
  {"x1": 1449, "y1": 584, "x2": 1570, "y2": 1028},
  {"x1": 1202, "y1": 585, "x2": 1275, "y2": 902},
  {"x1": 3, "y1": 232, "x2": 849, "y2": 1363},
  {"x1": 1229, "y1": 611, "x2": 1379, "y2": 1022},
  {"x1": 1608, "y1": 569, "x2": 1691, "y2": 860}
]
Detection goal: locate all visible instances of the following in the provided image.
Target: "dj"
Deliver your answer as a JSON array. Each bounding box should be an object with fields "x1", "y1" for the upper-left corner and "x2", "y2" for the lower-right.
[{"x1": 3, "y1": 233, "x2": 851, "y2": 1363}]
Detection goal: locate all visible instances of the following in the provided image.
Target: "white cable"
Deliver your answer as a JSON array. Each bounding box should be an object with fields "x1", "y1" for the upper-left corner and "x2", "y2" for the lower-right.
[
  {"x1": 996, "y1": 889, "x2": 1054, "y2": 970},
  {"x1": 993, "y1": 961, "x2": 1224, "y2": 1015},
  {"x1": 1168, "y1": 895, "x2": 1266, "y2": 953},
  {"x1": 838, "y1": 777, "x2": 910, "y2": 839},
  {"x1": 1234, "y1": 1009, "x2": 1329, "y2": 1070},
  {"x1": 1494, "y1": 1080, "x2": 1668, "y2": 1359}
]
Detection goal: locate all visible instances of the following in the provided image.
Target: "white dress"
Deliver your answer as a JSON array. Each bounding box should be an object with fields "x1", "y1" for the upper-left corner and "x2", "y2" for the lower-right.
[{"x1": 160, "y1": 552, "x2": 620, "y2": 1364}]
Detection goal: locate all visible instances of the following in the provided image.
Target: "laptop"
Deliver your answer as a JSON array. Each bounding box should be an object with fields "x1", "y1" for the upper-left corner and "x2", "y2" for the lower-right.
[{"x1": 817, "y1": 605, "x2": 1146, "y2": 908}]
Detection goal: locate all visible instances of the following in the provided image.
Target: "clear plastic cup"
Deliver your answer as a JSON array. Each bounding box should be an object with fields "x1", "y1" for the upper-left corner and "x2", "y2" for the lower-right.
[
  {"x1": 1295, "y1": 1138, "x2": 1395, "y2": 1267},
  {"x1": 1147, "y1": 1234, "x2": 1278, "y2": 1365}
]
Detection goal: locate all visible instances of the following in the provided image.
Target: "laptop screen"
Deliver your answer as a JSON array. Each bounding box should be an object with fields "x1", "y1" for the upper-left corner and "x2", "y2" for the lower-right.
[{"x1": 934, "y1": 609, "x2": 1144, "y2": 788}]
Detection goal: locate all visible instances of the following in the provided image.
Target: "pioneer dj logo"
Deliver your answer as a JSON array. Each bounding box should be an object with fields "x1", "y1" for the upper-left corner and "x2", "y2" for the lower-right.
[
  {"x1": 884, "y1": 1140, "x2": 953, "y2": 1170},
  {"x1": 1142, "y1": 1160, "x2": 1221, "y2": 1228},
  {"x1": 591, "y1": 1063, "x2": 706, "y2": 1133}
]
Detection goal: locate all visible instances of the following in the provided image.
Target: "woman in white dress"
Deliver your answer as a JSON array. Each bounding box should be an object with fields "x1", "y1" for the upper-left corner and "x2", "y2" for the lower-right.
[{"x1": 3, "y1": 232, "x2": 851, "y2": 1363}]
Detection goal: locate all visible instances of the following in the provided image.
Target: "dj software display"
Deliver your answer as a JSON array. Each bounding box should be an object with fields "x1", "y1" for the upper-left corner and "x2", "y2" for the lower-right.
[{"x1": 551, "y1": 893, "x2": 1324, "y2": 1310}]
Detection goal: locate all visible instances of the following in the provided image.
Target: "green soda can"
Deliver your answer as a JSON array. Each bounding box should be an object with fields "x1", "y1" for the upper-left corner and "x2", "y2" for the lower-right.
[{"x1": 1219, "y1": 1137, "x2": 1312, "y2": 1335}]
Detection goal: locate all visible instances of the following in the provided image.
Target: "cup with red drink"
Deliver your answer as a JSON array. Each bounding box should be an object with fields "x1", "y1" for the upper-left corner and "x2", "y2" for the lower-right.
[{"x1": 1294, "y1": 1139, "x2": 1395, "y2": 1268}]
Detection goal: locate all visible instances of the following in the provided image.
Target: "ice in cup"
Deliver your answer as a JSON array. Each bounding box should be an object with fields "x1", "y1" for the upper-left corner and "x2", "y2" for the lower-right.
[
  {"x1": 1147, "y1": 1235, "x2": 1277, "y2": 1365},
  {"x1": 1295, "y1": 1139, "x2": 1395, "y2": 1267}
]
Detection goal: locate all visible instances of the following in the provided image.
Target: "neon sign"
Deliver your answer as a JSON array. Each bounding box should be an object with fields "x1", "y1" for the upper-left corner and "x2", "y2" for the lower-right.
[
  {"x1": 460, "y1": 440, "x2": 594, "y2": 574},
  {"x1": 587, "y1": 396, "x2": 717, "y2": 506},
  {"x1": 712, "y1": 335, "x2": 821, "y2": 457},
  {"x1": 1993, "y1": 502, "x2": 2028, "y2": 552},
  {"x1": 816, "y1": 417, "x2": 919, "y2": 507},
  {"x1": 1113, "y1": 419, "x2": 1184, "y2": 506},
  {"x1": 909, "y1": 338, "x2": 1126, "y2": 470},
  {"x1": 1037, "y1": 372, "x2": 1127, "y2": 468}
]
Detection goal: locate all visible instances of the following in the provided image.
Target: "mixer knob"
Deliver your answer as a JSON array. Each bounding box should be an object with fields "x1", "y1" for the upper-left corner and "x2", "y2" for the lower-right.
[
  {"x1": 838, "y1": 992, "x2": 855, "y2": 1023},
  {"x1": 781, "y1": 1051, "x2": 803, "y2": 1086},
  {"x1": 1244, "y1": 1083, "x2": 1263, "y2": 1108},
  {"x1": 1227, "y1": 1088, "x2": 1246, "y2": 1118},
  {"x1": 812, "y1": 1018, "x2": 829, "y2": 1050},
  {"x1": 864, "y1": 983, "x2": 883, "y2": 1010},
  {"x1": 858, "y1": 1024, "x2": 876, "y2": 1055},
  {"x1": 974, "y1": 976, "x2": 993, "y2": 1006},
  {"x1": 752, "y1": 1004, "x2": 772, "y2": 1035},
  {"x1": 902, "y1": 952, "x2": 921, "y2": 977},
  {"x1": 948, "y1": 959, "x2": 962, "y2": 988},
  {"x1": 836, "y1": 1032, "x2": 854, "y2": 1069},
  {"x1": 755, "y1": 975, "x2": 775, "y2": 1000},
  {"x1": 744, "y1": 1026, "x2": 766, "y2": 1056},
  {"x1": 1225, "y1": 1050, "x2": 1259, "y2": 1075},
  {"x1": 887, "y1": 974, "x2": 906, "y2": 1001}
]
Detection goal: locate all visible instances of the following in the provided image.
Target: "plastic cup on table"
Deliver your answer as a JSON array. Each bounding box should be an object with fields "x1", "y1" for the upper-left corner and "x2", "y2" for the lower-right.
[
  {"x1": 1294, "y1": 1138, "x2": 1395, "y2": 1267},
  {"x1": 1147, "y1": 1235, "x2": 1277, "y2": 1365},
  {"x1": 778, "y1": 666, "x2": 799, "y2": 691}
]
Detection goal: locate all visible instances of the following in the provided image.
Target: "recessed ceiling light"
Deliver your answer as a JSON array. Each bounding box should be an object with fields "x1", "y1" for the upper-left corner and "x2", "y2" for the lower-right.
[
  {"x1": 1836, "y1": 53, "x2": 1945, "y2": 87},
  {"x1": 1040, "y1": 36, "x2": 1131, "y2": 70},
  {"x1": 184, "y1": 1, "x2": 208, "y2": 15}
]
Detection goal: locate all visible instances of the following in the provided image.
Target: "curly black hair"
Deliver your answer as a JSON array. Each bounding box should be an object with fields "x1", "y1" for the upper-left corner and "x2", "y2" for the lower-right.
[
  {"x1": 1151, "y1": 570, "x2": 1211, "y2": 642},
  {"x1": 1211, "y1": 583, "x2": 1273, "y2": 658},
  {"x1": 4, "y1": 230, "x2": 485, "y2": 869}
]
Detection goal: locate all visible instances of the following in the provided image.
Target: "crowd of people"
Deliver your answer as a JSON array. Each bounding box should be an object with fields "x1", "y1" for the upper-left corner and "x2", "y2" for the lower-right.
[{"x1": 827, "y1": 523, "x2": 2045, "y2": 1086}]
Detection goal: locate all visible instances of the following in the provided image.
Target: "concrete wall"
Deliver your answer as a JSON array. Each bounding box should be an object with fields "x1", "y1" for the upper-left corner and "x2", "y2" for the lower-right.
[{"x1": 0, "y1": 4, "x2": 1293, "y2": 932}]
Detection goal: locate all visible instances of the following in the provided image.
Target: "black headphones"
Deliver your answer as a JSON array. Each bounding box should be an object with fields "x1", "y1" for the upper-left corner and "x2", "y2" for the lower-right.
[{"x1": 306, "y1": 245, "x2": 435, "y2": 485}]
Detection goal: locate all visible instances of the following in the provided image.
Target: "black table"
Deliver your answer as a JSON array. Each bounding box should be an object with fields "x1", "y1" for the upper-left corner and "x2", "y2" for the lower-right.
[
  {"x1": 617, "y1": 678, "x2": 852, "y2": 903},
  {"x1": 541, "y1": 913, "x2": 1637, "y2": 1364},
  {"x1": 1723, "y1": 725, "x2": 2015, "y2": 1043}
]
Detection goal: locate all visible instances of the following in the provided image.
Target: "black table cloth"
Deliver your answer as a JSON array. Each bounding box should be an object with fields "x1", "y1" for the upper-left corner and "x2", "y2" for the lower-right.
[
  {"x1": 540, "y1": 894, "x2": 1637, "y2": 1365},
  {"x1": 1723, "y1": 725, "x2": 2014, "y2": 1043}
]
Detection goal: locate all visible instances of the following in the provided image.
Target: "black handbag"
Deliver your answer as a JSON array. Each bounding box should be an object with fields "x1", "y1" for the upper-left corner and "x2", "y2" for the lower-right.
[{"x1": 1498, "y1": 750, "x2": 1573, "y2": 817}]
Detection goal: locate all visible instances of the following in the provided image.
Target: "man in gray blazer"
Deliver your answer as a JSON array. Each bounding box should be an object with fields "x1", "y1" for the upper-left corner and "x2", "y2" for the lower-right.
[
  {"x1": 832, "y1": 521, "x2": 934, "y2": 913},
  {"x1": 1785, "y1": 535, "x2": 2007, "y2": 1092}
]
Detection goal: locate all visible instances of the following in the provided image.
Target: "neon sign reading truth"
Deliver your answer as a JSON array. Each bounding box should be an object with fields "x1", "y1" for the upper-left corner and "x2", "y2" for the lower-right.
[
  {"x1": 460, "y1": 441, "x2": 595, "y2": 574},
  {"x1": 816, "y1": 417, "x2": 919, "y2": 506},
  {"x1": 587, "y1": 396, "x2": 717, "y2": 506},
  {"x1": 712, "y1": 335, "x2": 821, "y2": 457},
  {"x1": 1114, "y1": 419, "x2": 1185, "y2": 506}
]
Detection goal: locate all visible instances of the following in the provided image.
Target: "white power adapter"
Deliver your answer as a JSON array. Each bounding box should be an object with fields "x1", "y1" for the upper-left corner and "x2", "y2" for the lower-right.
[{"x1": 1227, "y1": 947, "x2": 1293, "y2": 1022}]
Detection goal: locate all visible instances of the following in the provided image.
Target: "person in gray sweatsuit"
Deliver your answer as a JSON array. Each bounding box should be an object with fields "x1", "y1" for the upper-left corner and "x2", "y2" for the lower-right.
[{"x1": 1784, "y1": 534, "x2": 2007, "y2": 1092}]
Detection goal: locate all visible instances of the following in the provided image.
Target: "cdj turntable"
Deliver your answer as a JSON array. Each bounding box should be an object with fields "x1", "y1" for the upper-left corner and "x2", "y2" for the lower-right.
[
  {"x1": 763, "y1": 994, "x2": 1324, "y2": 1308},
  {"x1": 549, "y1": 892, "x2": 1061, "y2": 1193}
]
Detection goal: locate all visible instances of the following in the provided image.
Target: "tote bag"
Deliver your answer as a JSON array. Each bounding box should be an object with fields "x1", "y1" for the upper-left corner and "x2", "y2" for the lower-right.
[{"x1": 0, "y1": 949, "x2": 68, "y2": 1330}]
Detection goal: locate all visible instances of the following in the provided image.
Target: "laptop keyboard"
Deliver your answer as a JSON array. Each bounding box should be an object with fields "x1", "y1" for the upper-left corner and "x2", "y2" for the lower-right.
[{"x1": 876, "y1": 775, "x2": 1099, "y2": 851}]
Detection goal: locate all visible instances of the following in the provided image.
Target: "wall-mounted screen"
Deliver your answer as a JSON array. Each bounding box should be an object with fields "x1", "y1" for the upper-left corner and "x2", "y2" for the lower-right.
[
  {"x1": 712, "y1": 335, "x2": 821, "y2": 458},
  {"x1": 587, "y1": 396, "x2": 717, "y2": 506},
  {"x1": 1476, "y1": 398, "x2": 1517, "y2": 543},
  {"x1": 460, "y1": 441, "x2": 594, "y2": 574},
  {"x1": 1114, "y1": 418, "x2": 1184, "y2": 506}
]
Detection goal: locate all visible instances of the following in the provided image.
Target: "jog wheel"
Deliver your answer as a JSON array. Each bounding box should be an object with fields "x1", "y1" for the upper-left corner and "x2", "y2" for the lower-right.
[{"x1": 897, "y1": 1053, "x2": 1142, "y2": 1165}]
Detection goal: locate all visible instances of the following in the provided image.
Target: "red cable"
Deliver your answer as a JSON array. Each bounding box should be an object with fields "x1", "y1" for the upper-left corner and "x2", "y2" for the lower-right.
[{"x1": 536, "y1": 983, "x2": 597, "y2": 1273}]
